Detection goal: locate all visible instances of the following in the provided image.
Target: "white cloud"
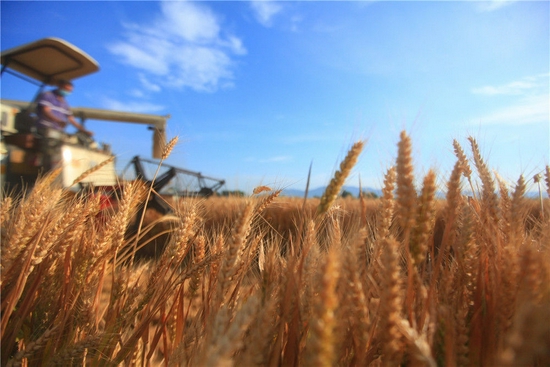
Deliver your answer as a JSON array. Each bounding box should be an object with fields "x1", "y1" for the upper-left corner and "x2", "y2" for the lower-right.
[
  {"x1": 471, "y1": 74, "x2": 549, "y2": 125},
  {"x1": 107, "y1": 0, "x2": 246, "y2": 93},
  {"x1": 250, "y1": 0, "x2": 283, "y2": 27},
  {"x1": 281, "y1": 132, "x2": 342, "y2": 144},
  {"x1": 472, "y1": 81, "x2": 536, "y2": 96},
  {"x1": 474, "y1": 94, "x2": 549, "y2": 126},
  {"x1": 473, "y1": 0, "x2": 520, "y2": 12},
  {"x1": 265, "y1": 156, "x2": 292, "y2": 163},
  {"x1": 100, "y1": 97, "x2": 166, "y2": 114},
  {"x1": 160, "y1": 1, "x2": 220, "y2": 42},
  {"x1": 138, "y1": 74, "x2": 161, "y2": 92},
  {"x1": 245, "y1": 155, "x2": 292, "y2": 163},
  {"x1": 108, "y1": 41, "x2": 169, "y2": 75},
  {"x1": 223, "y1": 35, "x2": 247, "y2": 56},
  {"x1": 472, "y1": 74, "x2": 548, "y2": 96}
]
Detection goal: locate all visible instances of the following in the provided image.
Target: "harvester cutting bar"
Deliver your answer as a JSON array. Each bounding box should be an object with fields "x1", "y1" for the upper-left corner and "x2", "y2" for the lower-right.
[{"x1": 128, "y1": 156, "x2": 225, "y2": 197}]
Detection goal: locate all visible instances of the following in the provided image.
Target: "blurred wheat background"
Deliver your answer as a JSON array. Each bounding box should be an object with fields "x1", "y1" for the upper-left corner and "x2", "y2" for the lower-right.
[{"x1": 1, "y1": 131, "x2": 549, "y2": 366}]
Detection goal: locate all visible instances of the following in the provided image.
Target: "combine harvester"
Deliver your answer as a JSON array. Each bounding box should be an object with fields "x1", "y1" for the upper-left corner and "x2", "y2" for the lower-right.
[{"x1": 1, "y1": 37, "x2": 225, "y2": 214}]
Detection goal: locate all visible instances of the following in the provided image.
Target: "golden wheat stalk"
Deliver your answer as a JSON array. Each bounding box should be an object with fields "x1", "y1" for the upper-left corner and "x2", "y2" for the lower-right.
[
  {"x1": 34, "y1": 166, "x2": 63, "y2": 193},
  {"x1": 453, "y1": 139, "x2": 475, "y2": 199},
  {"x1": 545, "y1": 165, "x2": 550, "y2": 198},
  {"x1": 397, "y1": 318, "x2": 437, "y2": 367},
  {"x1": 379, "y1": 237, "x2": 404, "y2": 366},
  {"x1": 304, "y1": 246, "x2": 340, "y2": 367},
  {"x1": 215, "y1": 201, "x2": 254, "y2": 304},
  {"x1": 5, "y1": 326, "x2": 59, "y2": 367},
  {"x1": 3, "y1": 171, "x2": 63, "y2": 270},
  {"x1": 162, "y1": 136, "x2": 179, "y2": 160},
  {"x1": 201, "y1": 295, "x2": 259, "y2": 367},
  {"x1": 396, "y1": 131, "x2": 417, "y2": 237},
  {"x1": 187, "y1": 234, "x2": 206, "y2": 298},
  {"x1": 235, "y1": 292, "x2": 278, "y2": 366},
  {"x1": 376, "y1": 166, "x2": 396, "y2": 240},
  {"x1": 468, "y1": 136, "x2": 499, "y2": 223},
  {"x1": 0, "y1": 196, "x2": 13, "y2": 226},
  {"x1": 253, "y1": 185, "x2": 271, "y2": 195},
  {"x1": 509, "y1": 175, "x2": 527, "y2": 243},
  {"x1": 410, "y1": 169, "x2": 436, "y2": 267},
  {"x1": 165, "y1": 202, "x2": 198, "y2": 263},
  {"x1": 71, "y1": 156, "x2": 115, "y2": 186},
  {"x1": 533, "y1": 173, "x2": 545, "y2": 220},
  {"x1": 254, "y1": 188, "x2": 281, "y2": 214},
  {"x1": 436, "y1": 160, "x2": 465, "y2": 303},
  {"x1": 102, "y1": 180, "x2": 148, "y2": 266},
  {"x1": 317, "y1": 140, "x2": 364, "y2": 218},
  {"x1": 341, "y1": 232, "x2": 370, "y2": 363},
  {"x1": 129, "y1": 135, "x2": 178, "y2": 266}
]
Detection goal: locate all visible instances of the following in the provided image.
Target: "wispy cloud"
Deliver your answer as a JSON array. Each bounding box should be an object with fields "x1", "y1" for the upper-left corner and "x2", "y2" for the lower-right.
[
  {"x1": 473, "y1": 0, "x2": 520, "y2": 12},
  {"x1": 108, "y1": 0, "x2": 246, "y2": 93},
  {"x1": 245, "y1": 155, "x2": 292, "y2": 163},
  {"x1": 281, "y1": 132, "x2": 346, "y2": 144},
  {"x1": 472, "y1": 74, "x2": 548, "y2": 96},
  {"x1": 100, "y1": 97, "x2": 166, "y2": 114},
  {"x1": 249, "y1": 0, "x2": 283, "y2": 27},
  {"x1": 474, "y1": 94, "x2": 549, "y2": 125},
  {"x1": 137, "y1": 73, "x2": 161, "y2": 93},
  {"x1": 471, "y1": 74, "x2": 549, "y2": 125}
]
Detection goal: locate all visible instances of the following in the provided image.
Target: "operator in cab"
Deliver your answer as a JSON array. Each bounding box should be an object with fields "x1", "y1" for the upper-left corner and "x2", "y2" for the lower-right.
[{"x1": 35, "y1": 80, "x2": 93, "y2": 137}]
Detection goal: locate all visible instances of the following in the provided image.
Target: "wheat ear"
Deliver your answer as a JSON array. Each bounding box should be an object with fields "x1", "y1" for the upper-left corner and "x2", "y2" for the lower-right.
[
  {"x1": 130, "y1": 135, "x2": 178, "y2": 266},
  {"x1": 0, "y1": 196, "x2": 13, "y2": 226},
  {"x1": 544, "y1": 165, "x2": 550, "y2": 198},
  {"x1": 468, "y1": 136, "x2": 499, "y2": 223},
  {"x1": 444, "y1": 159, "x2": 464, "y2": 240},
  {"x1": 162, "y1": 135, "x2": 179, "y2": 160},
  {"x1": 202, "y1": 295, "x2": 260, "y2": 367},
  {"x1": 254, "y1": 188, "x2": 282, "y2": 214},
  {"x1": 215, "y1": 201, "x2": 254, "y2": 303},
  {"x1": 509, "y1": 175, "x2": 527, "y2": 243},
  {"x1": 395, "y1": 131, "x2": 419, "y2": 325},
  {"x1": 396, "y1": 131, "x2": 417, "y2": 237},
  {"x1": 304, "y1": 246, "x2": 340, "y2": 367},
  {"x1": 187, "y1": 234, "x2": 206, "y2": 298},
  {"x1": 376, "y1": 166, "x2": 396, "y2": 241},
  {"x1": 397, "y1": 318, "x2": 437, "y2": 367},
  {"x1": 71, "y1": 156, "x2": 115, "y2": 186},
  {"x1": 235, "y1": 292, "x2": 278, "y2": 367},
  {"x1": 101, "y1": 180, "x2": 147, "y2": 267},
  {"x1": 5, "y1": 326, "x2": 59, "y2": 367},
  {"x1": 317, "y1": 140, "x2": 364, "y2": 218},
  {"x1": 341, "y1": 231, "x2": 370, "y2": 363},
  {"x1": 410, "y1": 169, "x2": 436, "y2": 267},
  {"x1": 166, "y1": 202, "x2": 198, "y2": 263},
  {"x1": 379, "y1": 237, "x2": 404, "y2": 366},
  {"x1": 533, "y1": 173, "x2": 545, "y2": 220},
  {"x1": 3, "y1": 171, "x2": 62, "y2": 270},
  {"x1": 453, "y1": 139, "x2": 475, "y2": 198}
]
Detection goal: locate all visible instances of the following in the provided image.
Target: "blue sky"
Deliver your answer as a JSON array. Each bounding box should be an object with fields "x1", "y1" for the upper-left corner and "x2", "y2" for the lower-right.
[{"x1": 1, "y1": 0, "x2": 549, "y2": 194}]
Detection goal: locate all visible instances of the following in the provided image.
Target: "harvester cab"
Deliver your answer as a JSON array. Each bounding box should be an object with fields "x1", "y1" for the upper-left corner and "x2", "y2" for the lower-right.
[
  {"x1": 0, "y1": 37, "x2": 167, "y2": 192},
  {"x1": 1, "y1": 38, "x2": 225, "y2": 207}
]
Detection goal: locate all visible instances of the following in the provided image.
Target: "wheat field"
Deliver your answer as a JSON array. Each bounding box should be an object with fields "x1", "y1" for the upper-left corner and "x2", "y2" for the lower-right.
[{"x1": 1, "y1": 131, "x2": 549, "y2": 366}]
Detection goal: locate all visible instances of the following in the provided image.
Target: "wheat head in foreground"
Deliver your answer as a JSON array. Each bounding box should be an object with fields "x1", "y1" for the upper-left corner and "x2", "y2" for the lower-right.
[{"x1": 317, "y1": 140, "x2": 364, "y2": 218}]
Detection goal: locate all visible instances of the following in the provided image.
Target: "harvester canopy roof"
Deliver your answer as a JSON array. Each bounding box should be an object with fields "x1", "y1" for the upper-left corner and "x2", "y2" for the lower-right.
[{"x1": 1, "y1": 37, "x2": 99, "y2": 84}]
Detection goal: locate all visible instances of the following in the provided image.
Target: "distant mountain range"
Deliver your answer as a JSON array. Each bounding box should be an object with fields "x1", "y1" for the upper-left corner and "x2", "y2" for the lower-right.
[
  {"x1": 281, "y1": 186, "x2": 547, "y2": 199},
  {"x1": 281, "y1": 185, "x2": 383, "y2": 198}
]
